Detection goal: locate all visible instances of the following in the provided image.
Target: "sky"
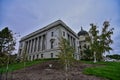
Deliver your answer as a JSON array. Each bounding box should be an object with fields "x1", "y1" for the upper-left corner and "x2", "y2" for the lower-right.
[{"x1": 0, "y1": 0, "x2": 120, "y2": 54}]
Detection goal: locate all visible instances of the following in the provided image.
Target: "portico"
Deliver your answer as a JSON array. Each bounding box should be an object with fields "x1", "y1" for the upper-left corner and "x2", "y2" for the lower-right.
[{"x1": 18, "y1": 20, "x2": 80, "y2": 60}]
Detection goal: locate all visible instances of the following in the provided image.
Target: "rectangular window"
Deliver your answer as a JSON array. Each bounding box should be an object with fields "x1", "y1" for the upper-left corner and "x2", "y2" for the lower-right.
[
  {"x1": 84, "y1": 44, "x2": 86, "y2": 48},
  {"x1": 29, "y1": 56, "x2": 31, "y2": 60},
  {"x1": 79, "y1": 45, "x2": 81, "y2": 49},
  {"x1": 37, "y1": 54, "x2": 39, "y2": 59},
  {"x1": 51, "y1": 32, "x2": 54, "y2": 37},
  {"x1": 33, "y1": 55, "x2": 35, "y2": 60},
  {"x1": 51, "y1": 41, "x2": 54, "y2": 49},
  {"x1": 63, "y1": 31, "x2": 65, "y2": 36},
  {"x1": 51, "y1": 53, "x2": 53, "y2": 58},
  {"x1": 41, "y1": 54, "x2": 43, "y2": 58}
]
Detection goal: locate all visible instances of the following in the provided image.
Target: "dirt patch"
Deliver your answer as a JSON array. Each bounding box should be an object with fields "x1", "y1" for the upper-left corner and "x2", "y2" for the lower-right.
[{"x1": 12, "y1": 60, "x2": 107, "y2": 80}]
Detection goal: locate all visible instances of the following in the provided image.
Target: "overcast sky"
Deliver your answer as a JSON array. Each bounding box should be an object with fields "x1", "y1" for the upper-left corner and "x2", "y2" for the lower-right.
[{"x1": 0, "y1": 0, "x2": 120, "y2": 54}]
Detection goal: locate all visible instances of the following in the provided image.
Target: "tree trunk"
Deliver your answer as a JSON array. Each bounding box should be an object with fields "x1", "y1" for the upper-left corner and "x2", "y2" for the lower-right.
[
  {"x1": 65, "y1": 59, "x2": 68, "y2": 80},
  {"x1": 93, "y1": 51, "x2": 97, "y2": 63}
]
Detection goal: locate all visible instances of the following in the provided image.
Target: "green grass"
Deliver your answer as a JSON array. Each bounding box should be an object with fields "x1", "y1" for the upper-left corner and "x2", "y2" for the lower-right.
[
  {"x1": 83, "y1": 61, "x2": 120, "y2": 80},
  {"x1": 0, "y1": 58, "x2": 58, "y2": 73}
]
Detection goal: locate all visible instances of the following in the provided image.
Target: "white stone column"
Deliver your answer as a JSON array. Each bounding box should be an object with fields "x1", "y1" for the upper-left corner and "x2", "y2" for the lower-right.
[
  {"x1": 70, "y1": 36, "x2": 72, "y2": 46},
  {"x1": 32, "y1": 39, "x2": 35, "y2": 53},
  {"x1": 29, "y1": 40, "x2": 32, "y2": 53},
  {"x1": 38, "y1": 36, "x2": 41, "y2": 51},
  {"x1": 27, "y1": 40, "x2": 30, "y2": 53},
  {"x1": 26, "y1": 41, "x2": 29, "y2": 54},
  {"x1": 71, "y1": 37, "x2": 73, "y2": 46},
  {"x1": 34, "y1": 38, "x2": 36, "y2": 52},
  {"x1": 31, "y1": 39, "x2": 34, "y2": 53},
  {"x1": 44, "y1": 34, "x2": 46, "y2": 50},
  {"x1": 41, "y1": 36, "x2": 43, "y2": 50},
  {"x1": 36, "y1": 37, "x2": 39, "y2": 52}
]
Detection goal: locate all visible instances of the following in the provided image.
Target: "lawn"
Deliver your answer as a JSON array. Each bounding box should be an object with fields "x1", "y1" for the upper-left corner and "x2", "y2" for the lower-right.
[
  {"x1": 83, "y1": 61, "x2": 120, "y2": 80},
  {"x1": 1, "y1": 59, "x2": 120, "y2": 80},
  {"x1": 0, "y1": 58, "x2": 57, "y2": 73}
]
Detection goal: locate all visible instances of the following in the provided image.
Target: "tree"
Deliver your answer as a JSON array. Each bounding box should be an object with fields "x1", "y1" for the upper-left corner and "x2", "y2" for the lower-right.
[
  {"x1": 21, "y1": 47, "x2": 28, "y2": 74},
  {"x1": 0, "y1": 27, "x2": 16, "y2": 70},
  {"x1": 89, "y1": 23, "x2": 99, "y2": 63},
  {"x1": 58, "y1": 37, "x2": 75, "y2": 80},
  {"x1": 0, "y1": 27, "x2": 16, "y2": 55},
  {"x1": 83, "y1": 47, "x2": 93, "y2": 60},
  {"x1": 88, "y1": 21, "x2": 114, "y2": 62},
  {"x1": 100, "y1": 21, "x2": 114, "y2": 56},
  {"x1": 106, "y1": 54, "x2": 120, "y2": 60}
]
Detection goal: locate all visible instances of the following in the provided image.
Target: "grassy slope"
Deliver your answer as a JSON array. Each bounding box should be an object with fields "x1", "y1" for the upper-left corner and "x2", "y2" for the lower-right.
[
  {"x1": 0, "y1": 58, "x2": 56, "y2": 73},
  {"x1": 1, "y1": 59, "x2": 120, "y2": 80},
  {"x1": 83, "y1": 61, "x2": 120, "y2": 80}
]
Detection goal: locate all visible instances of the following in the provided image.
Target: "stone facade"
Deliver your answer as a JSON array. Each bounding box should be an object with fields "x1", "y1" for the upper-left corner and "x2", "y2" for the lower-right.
[
  {"x1": 18, "y1": 20, "x2": 80, "y2": 60},
  {"x1": 77, "y1": 27, "x2": 90, "y2": 59}
]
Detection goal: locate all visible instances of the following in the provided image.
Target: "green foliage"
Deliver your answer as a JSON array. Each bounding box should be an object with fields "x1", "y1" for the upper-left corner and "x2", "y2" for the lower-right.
[
  {"x1": 0, "y1": 27, "x2": 16, "y2": 55},
  {"x1": 0, "y1": 58, "x2": 51, "y2": 73},
  {"x1": 89, "y1": 24, "x2": 99, "y2": 62},
  {"x1": 88, "y1": 21, "x2": 114, "y2": 62},
  {"x1": 83, "y1": 47, "x2": 93, "y2": 61},
  {"x1": 83, "y1": 62, "x2": 120, "y2": 80},
  {"x1": 106, "y1": 54, "x2": 120, "y2": 60},
  {"x1": 0, "y1": 27, "x2": 16, "y2": 67},
  {"x1": 0, "y1": 54, "x2": 8, "y2": 67},
  {"x1": 100, "y1": 21, "x2": 114, "y2": 54},
  {"x1": 58, "y1": 37, "x2": 75, "y2": 70}
]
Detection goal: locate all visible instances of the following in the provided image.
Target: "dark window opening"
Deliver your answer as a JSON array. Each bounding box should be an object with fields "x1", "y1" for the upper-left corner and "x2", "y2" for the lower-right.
[
  {"x1": 37, "y1": 54, "x2": 39, "y2": 59},
  {"x1": 29, "y1": 56, "x2": 31, "y2": 60},
  {"x1": 84, "y1": 44, "x2": 86, "y2": 48},
  {"x1": 33, "y1": 55, "x2": 35, "y2": 60},
  {"x1": 51, "y1": 32, "x2": 54, "y2": 37},
  {"x1": 51, "y1": 41, "x2": 54, "y2": 49},
  {"x1": 51, "y1": 53, "x2": 53, "y2": 58},
  {"x1": 63, "y1": 31, "x2": 65, "y2": 36},
  {"x1": 41, "y1": 54, "x2": 43, "y2": 58},
  {"x1": 79, "y1": 45, "x2": 81, "y2": 49}
]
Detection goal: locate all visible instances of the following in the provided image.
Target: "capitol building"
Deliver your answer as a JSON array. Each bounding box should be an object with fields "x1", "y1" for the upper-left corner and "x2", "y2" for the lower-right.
[{"x1": 18, "y1": 20, "x2": 89, "y2": 61}]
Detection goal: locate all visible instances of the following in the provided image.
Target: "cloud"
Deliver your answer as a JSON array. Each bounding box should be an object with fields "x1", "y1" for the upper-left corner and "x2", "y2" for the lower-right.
[{"x1": 0, "y1": 0, "x2": 120, "y2": 54}]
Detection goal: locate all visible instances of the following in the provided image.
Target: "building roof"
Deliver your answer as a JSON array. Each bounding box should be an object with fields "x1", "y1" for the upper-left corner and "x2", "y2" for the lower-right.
[
  {"x1": 77, "y1": 27, "x2": 88, "y2": 36},
  {"x1": 20, "y1": 20, "x2": 79, "y2": 41}
]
